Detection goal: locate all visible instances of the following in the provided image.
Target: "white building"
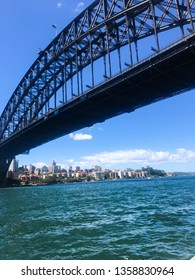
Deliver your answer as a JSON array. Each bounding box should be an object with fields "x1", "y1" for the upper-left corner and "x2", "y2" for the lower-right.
[
  {"x1": 118, "y1": 171, "x2": 125, "y2": 179},
  {"x1": 93, "y1": 172, "x2": 105, "y2": 181},
  {"x1": 9, "y1": 158, "x2": 19, "y2": 178}
]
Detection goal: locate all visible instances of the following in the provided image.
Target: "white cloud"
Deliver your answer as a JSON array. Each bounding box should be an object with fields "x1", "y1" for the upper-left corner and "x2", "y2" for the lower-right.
[
  {"x1": 81, "y1": 148, "x2": 195, "y2": 166},
  {"x1": 74, "y1": 2, "x2": 85, "y2": 13},
  {"x1": 69, "y1": 133, "x2": 93, "y2": 141},
  {"x1": 67, "y1": 159, "x2": 74, "y2": 164},
  {"x1": 31, "y1": 148, "x2": 195, "y2": 171}
]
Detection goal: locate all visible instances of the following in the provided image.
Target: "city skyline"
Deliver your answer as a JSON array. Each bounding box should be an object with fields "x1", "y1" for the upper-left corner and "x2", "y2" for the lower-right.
[
  {"x1": 9, "y1": 158, "x2": 167, "y2": 185},
  {"x1": 1, "y1": 0, "x2": 195, "y2": 172},
  {"x1": 11, "y1": 158, "x2": 167, "y2": 173}
]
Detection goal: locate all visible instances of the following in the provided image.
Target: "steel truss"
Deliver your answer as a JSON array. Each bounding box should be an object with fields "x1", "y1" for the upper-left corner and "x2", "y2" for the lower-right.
[{"x1": 1, "y1": 0, "x2": 195, "y2": 142}]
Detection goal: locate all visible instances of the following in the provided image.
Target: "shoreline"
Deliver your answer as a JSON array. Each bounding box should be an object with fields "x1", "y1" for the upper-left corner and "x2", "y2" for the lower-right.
[{"x1": 1, "y1": 174, "x2": 192, "y2": 189}]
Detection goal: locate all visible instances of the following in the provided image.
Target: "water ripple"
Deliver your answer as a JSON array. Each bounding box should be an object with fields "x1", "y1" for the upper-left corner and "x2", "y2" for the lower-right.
[{"x1": 0, "y1": 177, "x2": 195, "y2": 259}]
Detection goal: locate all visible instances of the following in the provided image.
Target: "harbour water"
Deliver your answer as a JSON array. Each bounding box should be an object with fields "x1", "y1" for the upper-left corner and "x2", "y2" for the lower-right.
[{"x1": 0, "y1": 177, "x2": 195, "y2": 260}]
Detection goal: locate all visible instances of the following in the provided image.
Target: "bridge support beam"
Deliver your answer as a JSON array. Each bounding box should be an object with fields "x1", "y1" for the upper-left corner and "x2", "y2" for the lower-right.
[{"x1": 0, "y1": 158, "x2": 12, "y2": 187}]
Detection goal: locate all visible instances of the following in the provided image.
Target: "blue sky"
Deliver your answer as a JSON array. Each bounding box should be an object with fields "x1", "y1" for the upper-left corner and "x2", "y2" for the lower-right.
[{"x1": 1, "y1": 0, "x2": 195, "y2": 172}]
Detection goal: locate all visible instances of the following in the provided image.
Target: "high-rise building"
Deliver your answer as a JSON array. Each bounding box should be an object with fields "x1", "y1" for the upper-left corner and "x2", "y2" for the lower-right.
[
  {"x1": 56, "y1": 165, "x2": 61, "y2": 172},
  {"x1": 9, "y1": 158, "x2": 19, "y2": 173},
  {"x1": 29, "y1": 164, "x2": 36, "y2": 174},
  {"x1": 9, "y1": 158, "x2": 19, "y2": 178},
  {"x1": 49, "y1": 160, "x2": 57, "y2": 174},
  {"x1": 42, "y1": 166, "x2": 49, "y2": 174},
  {"x1": 75, "y1": 166, "x2": 80, "y2": 172},
  {"x1": 94, "y1": 165, "x2": 102, "y2": 171}
]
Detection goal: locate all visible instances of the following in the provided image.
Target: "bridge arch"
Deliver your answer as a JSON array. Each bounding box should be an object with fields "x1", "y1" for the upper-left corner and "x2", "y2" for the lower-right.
[{"x1": 1, "y1": 0, "x2": 195, "y2": 144}]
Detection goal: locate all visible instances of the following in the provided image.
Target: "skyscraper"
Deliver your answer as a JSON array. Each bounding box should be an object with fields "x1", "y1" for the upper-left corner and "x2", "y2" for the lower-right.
[
  {"x1": 9, "y1": 158, "x2": 19, "y2": 178},
  {"x1": 49, "y1": 160, "x2": 57, "y2": 174}
]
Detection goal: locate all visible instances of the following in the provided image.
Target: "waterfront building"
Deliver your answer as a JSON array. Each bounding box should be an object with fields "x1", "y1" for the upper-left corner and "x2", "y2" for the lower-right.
[
  {"x1": 141, "y1": 171, "x2": 149, "y2": 177},
  {"x1": 67, "y1": 165, "x2": 73, "y2": 177},
  {"x1": 109, "y1": 171, "x2": 119, "y2": 179},
  {"x1": 118, "y1": 171, "x2": 125, "y2": 179},
  {"x1": 127, "y1": 170, "x2": 135, "y2": 178},
  {"x1": 93, "y1": 171, "x2": 105, "y2": 181},
  {"x1": 75, "y1": 171, "x2": 81, "y2": 178}
]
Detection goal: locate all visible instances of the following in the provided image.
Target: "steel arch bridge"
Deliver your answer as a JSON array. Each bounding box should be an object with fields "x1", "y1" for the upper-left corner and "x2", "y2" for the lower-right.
[{"x1": 1, "y1": 0, "x2": 195, "y2": 184}]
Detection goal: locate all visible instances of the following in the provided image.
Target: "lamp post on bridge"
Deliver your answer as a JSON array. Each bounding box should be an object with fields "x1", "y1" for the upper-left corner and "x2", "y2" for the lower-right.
[{"x1": 52, "y1": 24, "x2": 58, "y2": 37}]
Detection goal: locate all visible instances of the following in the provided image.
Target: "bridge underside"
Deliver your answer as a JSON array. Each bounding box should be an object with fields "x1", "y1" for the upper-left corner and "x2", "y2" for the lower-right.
[{"x1": 0, "y1": 35, "x2": 195, "y2": 185}]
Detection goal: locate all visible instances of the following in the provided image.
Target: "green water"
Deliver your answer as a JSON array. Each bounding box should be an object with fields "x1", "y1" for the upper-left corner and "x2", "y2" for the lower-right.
[{"x1": 0, "y1": 177, "x2": 195, "y2": 260}]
